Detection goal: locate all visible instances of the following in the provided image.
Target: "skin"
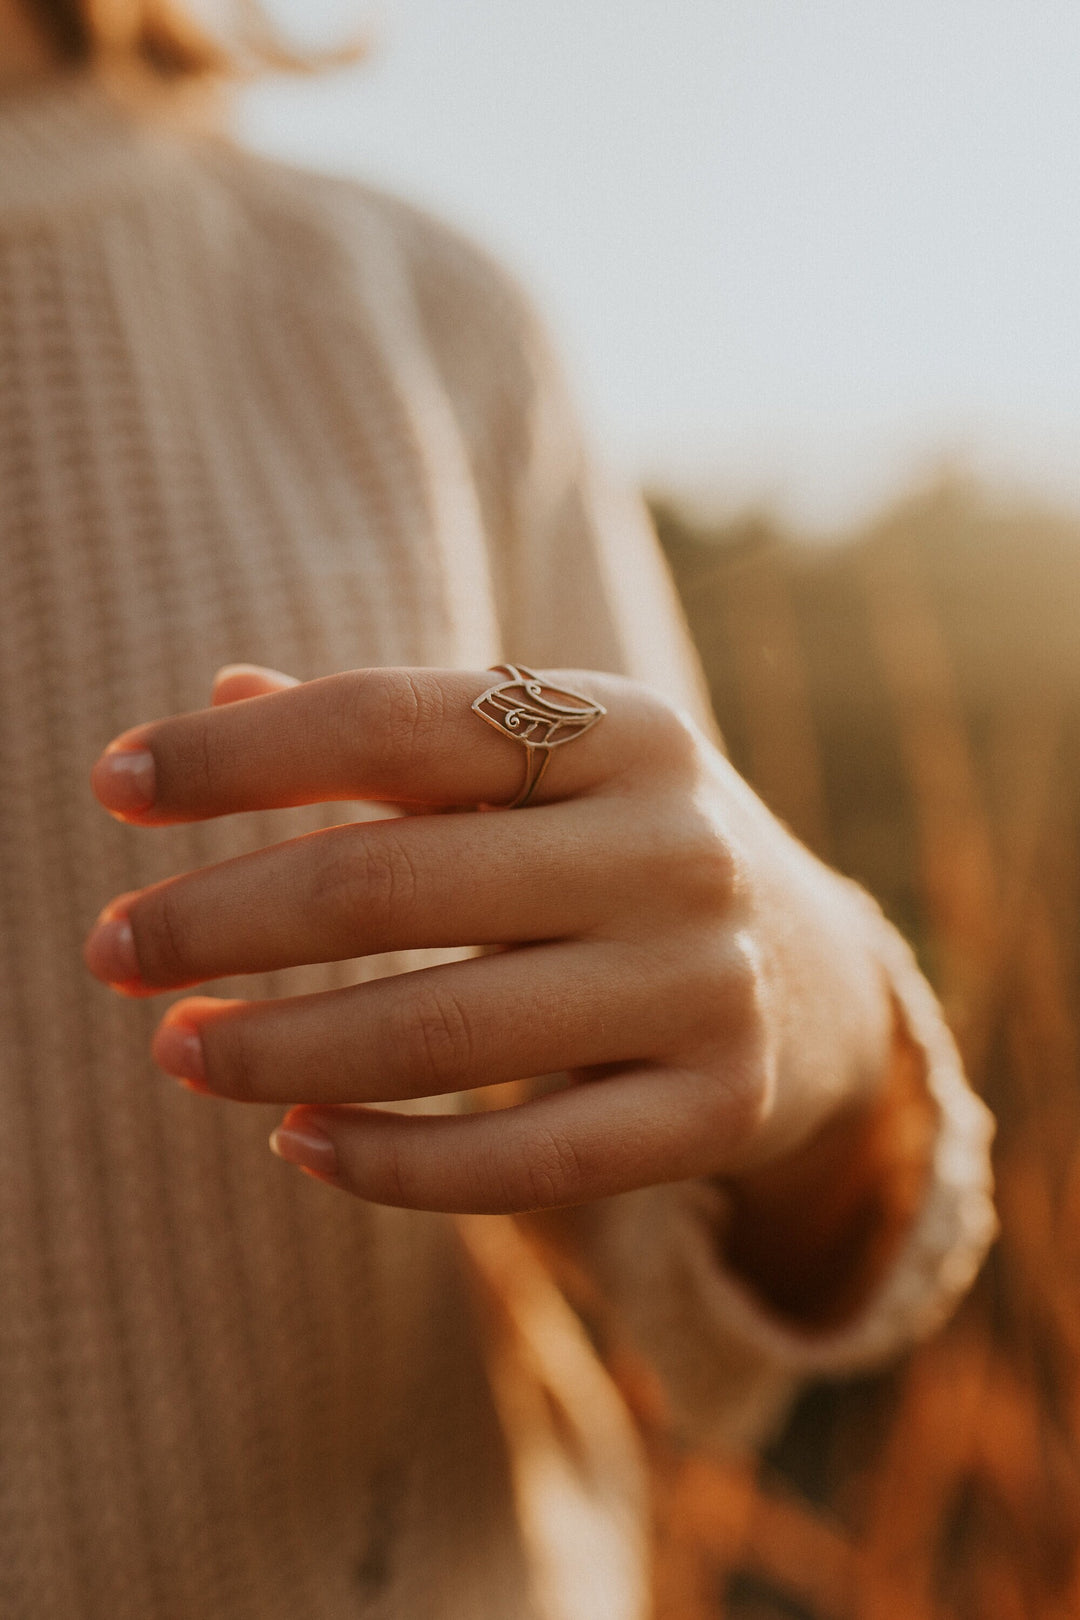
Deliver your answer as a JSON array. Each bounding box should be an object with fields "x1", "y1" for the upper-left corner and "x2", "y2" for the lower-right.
[{"x1": 82, "y1": 665, "x2": 913, "y2": 1240}]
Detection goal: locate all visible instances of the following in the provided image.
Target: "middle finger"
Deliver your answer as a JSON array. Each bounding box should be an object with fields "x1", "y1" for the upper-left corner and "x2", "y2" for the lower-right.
[{"x1": 85, "y1": 799, "x2": 641, "y2": 993}]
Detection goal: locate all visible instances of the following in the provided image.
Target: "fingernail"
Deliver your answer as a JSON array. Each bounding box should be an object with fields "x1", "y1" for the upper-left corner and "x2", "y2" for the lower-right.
[
  {"x1": 214, "y1": 663, "x2": 300, "y2": 687},
  {"x1": 269, "y1": 1119, "x2": 338, "y2": 1181},
  {"x1": 152, "y1": 1022, "x2": 207, "y2": 1088},
  {"x1": 83, "y1": 914, "x2": 140, "y2": 987},
  {"x1": 91, "y1": 747, "x2": 156, "y2": 815}
]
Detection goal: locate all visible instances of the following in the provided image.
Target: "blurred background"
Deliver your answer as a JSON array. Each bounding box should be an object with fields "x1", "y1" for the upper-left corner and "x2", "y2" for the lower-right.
[
  {"x1": 239, "y1": 5, "x2": 1080, "y2": 1615},
  {"x1": 237, "y1": 0, "x2": 1080, "y2": 531}
]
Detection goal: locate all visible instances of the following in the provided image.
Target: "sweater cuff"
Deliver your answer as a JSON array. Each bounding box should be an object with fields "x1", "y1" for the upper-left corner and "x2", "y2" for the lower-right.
[{"x1": 574, "y1": 903, "x2": 997, "y2": 1450}]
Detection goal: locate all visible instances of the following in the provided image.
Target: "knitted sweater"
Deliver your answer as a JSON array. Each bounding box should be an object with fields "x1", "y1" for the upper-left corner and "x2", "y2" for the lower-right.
[{"x1": 0, "y1": 76, "x2": 996, "y2": 1620}]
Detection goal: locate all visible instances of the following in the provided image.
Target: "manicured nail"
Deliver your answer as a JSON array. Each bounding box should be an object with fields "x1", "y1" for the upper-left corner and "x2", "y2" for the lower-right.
[
  {"x1": 91, "y1": 747, "x2": 156, "y2": 815},
  {"x1": 269, "y1": 1119, "x2": 338, "y2": 1181},
  {"x1": 214, "y1": 663, "x2": 300, "y2": 688},
  {"x1": 83, "y1": 914, "x2": 140, "y2": 987},
  {"x1": 152, "y1": 1022, "x2": 207, "y2": 1087}
]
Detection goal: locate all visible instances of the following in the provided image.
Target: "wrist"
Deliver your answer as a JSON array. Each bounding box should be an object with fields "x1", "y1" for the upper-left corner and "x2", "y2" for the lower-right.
[{"x1": 714, "y1": 992, "x2": 938, "y2": 1332}]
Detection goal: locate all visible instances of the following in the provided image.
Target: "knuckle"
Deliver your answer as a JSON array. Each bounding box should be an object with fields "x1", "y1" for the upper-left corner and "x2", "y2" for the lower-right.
[
  {"x1": 688, "y1": 937, "x2": 773, "y2": 1151},
  {"x1": 706, "y1": 1051, "x2": 772, "y2": 1153},
  {"x1": 204, "y1": 1017, "x2": 261, "y2": 1101},
  {"x1": 373, "y1": 1131, "x2": 413, "y2": 1207},
  {"x1": 692, "y1": 830, "x2": 743, "y2": 910},
  {"x1": 334, "y1": 670, "x2": 384, "y2": 773},
  {"x1": 347, "y1": 669, "x2": 447, "y2": 774},
  {"x1": 132, "y1": 885, "x2": 192, "y2": 986},
  {"x1": 676, "y1": 941, "x2": 731, "y2": 1022},
  {"x1": 513, "y1": 1129, "x2": 585, "y2": 1211},
  {"x1": 315, "y1": 831, "x2": 419, "y2": 937},
  {"x1": 383, "y1": 670, "x2": 429, "y2": 756},
  {"x1": 721, "y1": 933, "x2": 767, "y2": 1027},
  {"x1": 160, "y1": 718, "x2": 222, "y2": 804},
  {"x1": 677, "y1": 929, "x2": 767, "y2": 1049},
  {"x1": 399, "y1": 984, "x2": 475, "y2": 1091},
  {"x1": 658, "y1": 812, "x2": 742, "y2": 914},
  {"x1": 637, "y1": 698, "x2": 703, "y2": 779}
]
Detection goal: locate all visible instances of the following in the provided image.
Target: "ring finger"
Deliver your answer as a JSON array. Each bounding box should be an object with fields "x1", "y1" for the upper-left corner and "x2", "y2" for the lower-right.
[{"x1": 151, "y1": 941, "x2": 688, "y2": 1104}]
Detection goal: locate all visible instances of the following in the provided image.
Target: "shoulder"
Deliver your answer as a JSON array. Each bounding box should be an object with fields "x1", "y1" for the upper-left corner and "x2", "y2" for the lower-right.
[{"x1": 200, "y1": 140, "x2": 547, "y2": 377}]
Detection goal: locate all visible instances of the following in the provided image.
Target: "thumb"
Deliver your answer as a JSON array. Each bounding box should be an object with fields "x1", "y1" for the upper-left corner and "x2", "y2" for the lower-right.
[{"x1": 211, "y1": 663, "x2": 302, "y2": 706}]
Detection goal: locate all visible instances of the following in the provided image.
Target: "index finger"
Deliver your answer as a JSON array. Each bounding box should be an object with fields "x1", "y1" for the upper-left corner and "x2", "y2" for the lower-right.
[{"x1": 90, "y1": 666, "x2": 655, "y2": 823}]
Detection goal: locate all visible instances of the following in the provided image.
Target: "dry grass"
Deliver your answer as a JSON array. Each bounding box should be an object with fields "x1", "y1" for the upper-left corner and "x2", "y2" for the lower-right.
[{"x1": 639, "y1": 479, "x2": 1080, "y2": 1619}]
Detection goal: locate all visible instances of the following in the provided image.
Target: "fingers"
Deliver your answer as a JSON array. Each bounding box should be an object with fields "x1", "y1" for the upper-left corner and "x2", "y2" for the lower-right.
[
  {"x1": 268, "y1": 1064, "x2": 758, "y2": 1212},
  {"x1": 85, "y1": 799, "x2": 635, "y2": 992},
  {"x1": 90, "y1": 666, "x2": 661, "y2": 825},
  {"x1": 149, "y1": 943, "x2": 688, "y2": 1105}
]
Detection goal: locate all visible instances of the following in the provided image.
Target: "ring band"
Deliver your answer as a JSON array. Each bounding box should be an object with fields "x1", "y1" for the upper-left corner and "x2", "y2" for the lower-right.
[{"x1": 471, "y1": 664, "x2": 607, "y2": 808}]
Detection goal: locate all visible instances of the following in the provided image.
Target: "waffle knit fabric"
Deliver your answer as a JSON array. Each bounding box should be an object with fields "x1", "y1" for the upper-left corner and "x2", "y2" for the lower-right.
[{"x1": 0, "y1": 75, "x2": 997, "y2": 1620}]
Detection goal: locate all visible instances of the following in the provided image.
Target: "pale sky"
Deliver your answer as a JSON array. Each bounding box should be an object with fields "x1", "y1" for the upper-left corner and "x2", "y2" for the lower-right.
[{"x1": 239, "y1": 1, "x2": 1080, "y2": 531}]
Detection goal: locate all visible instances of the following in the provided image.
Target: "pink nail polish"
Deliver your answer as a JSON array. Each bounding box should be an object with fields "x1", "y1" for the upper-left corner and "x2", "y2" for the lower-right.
[
  {"x1": 83, "y1": 914, "x2": 141, "y2": 987},
  {"x1": 269, "y1": 1121, "x2": 338, "y2": 1181},
  {"x1": 152, "y1": 1022, "x2": 206, "y2": 1086},
  {"x1": 91, "y1": 748, "x2": 156, "y2": 815}
]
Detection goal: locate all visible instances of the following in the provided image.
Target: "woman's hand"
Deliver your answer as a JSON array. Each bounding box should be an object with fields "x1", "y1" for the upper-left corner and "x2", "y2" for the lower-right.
[{"x1": 83, "y1": 664, "x2": 896, "y2": 1214}]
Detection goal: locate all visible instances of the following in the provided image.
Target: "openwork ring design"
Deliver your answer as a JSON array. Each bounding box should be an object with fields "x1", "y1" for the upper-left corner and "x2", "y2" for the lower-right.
[{"x1": 471, "y1": 664, "x2": 607, "y2": 808}]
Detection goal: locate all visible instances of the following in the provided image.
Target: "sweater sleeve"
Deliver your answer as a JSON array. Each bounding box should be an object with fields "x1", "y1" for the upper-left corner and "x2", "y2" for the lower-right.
[
  {"x1": 557, "y1": 919, "x2": 997, "y2": 1453},
  {"x1": 400, "y1": 212, "x2": 998, "y2": 1452}
]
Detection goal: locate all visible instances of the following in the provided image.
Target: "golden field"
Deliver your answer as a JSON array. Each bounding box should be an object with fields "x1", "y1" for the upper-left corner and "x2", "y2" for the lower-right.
[{"x1": 640, "y1": 478, "x2": 1080, "y2": 1620}]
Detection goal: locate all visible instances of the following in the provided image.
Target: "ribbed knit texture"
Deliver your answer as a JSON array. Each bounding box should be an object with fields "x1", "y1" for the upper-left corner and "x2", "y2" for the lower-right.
[{"x1": 0, "y1": 76, "x2": 996, "y2": 1620}]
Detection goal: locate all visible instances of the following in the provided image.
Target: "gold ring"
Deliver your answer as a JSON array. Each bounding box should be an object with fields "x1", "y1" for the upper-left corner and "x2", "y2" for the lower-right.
[{"x1": 471, "y1": 664, "x2": 607, "y2": 808}]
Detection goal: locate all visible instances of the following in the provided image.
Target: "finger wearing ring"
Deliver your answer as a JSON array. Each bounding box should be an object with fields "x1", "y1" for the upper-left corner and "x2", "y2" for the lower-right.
[{"x1": 471, "y1": 664, "x2": 608, "y2": 808}]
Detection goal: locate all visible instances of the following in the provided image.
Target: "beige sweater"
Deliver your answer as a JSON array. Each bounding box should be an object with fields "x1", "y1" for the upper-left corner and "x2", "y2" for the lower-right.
[{"x1": 0, "y1": 77, "x2": 996, "y2": 1620}]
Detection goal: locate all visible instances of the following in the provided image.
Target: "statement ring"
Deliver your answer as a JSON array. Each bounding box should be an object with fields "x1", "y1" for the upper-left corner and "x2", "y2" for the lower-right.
[{"x1": 471, "y1": 664, "x2": 607, "y2": 808}]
